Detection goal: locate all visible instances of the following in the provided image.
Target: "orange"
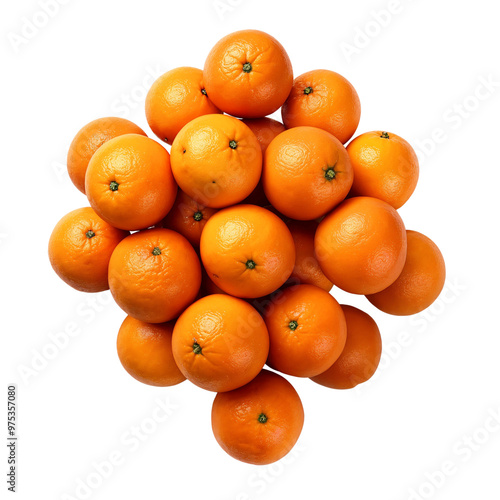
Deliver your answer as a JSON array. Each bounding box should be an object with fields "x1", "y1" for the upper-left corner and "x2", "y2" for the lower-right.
[
  {"x1": 203, "y1": 29, "x2": 293, "y2": 118},
  {"x1": 311, "y1": 305, "x2": 382, "y2": 389},
  {"x1": 116, "y1": 316, "x2": 185, "y2": 387},
  {"x1": 347, "y1": 131, "x2": 419, "y2": 209},
  {"x1": 315, "y1": 197, "x2": 407, "y2": 295},
  {"x1": 160, "y1": 190, "x2": 218, "y2": 247},
  {"x1": 49, "y1": 207, "x2": 128, "y2": 292},
  {"x1": 145, "y1": 67, "x2": 221, "y2": 145},
  {"x1": 263, "y1": 127, "x2": 353, "y2": 220},
  {"x1": 366, "y1": 230, "x2": 446, "y2": 315},
  {"x1": 108, "y1": 228, "x2": 201, "y2": 323},
  {"x1": 170, "y1": 114, "x2": 262, "y2": 208},
  {"x1": 212, "y1": 369, "x2": 304, "y2": 465},
  {"x1": 282, "y1": 69, "x2": 361, "y2": 144},
  {"x1": 263, "y1": 285, "x2": 347, "y2": 377},
  {"x1": 286, "y1": 220, "x2": 333, "y2": 292},
  {"x1": 172, "y1": 294, "x2": 269, "y2": 392},
  {"x1": 85, "y1": 134, "x2": 177, "y2": 230},
  {"x1": 200, "y1": 205, "x2": 295, "y2": 298},
  {"x1": 241, "y1": 117, "x2": 286, "y2": 153},
  {"x1": 67, "y1": 117, "x2": 146, "y2": 194}
]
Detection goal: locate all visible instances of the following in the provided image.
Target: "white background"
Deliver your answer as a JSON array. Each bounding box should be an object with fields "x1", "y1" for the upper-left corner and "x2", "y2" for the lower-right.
[{"x1": 2, "y1": 1, "x2": 500, "y2": 499}]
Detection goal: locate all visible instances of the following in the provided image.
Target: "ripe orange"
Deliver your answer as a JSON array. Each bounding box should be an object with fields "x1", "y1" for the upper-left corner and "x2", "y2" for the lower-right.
[
  {"x1": 116, "y1": 316, "x2": 185, "y2": 387},
  {"x1": 49, "y1": 207, "x2": 128, "y2": 292},
  {"x1": 264, "y1": 285, "x2": 347, "y2": 377},
  {"x1": 286, "y1": 220, "x2": 333, "y2": 292},
  {"x1": 347, "y1": 131, "x2": 419, "y2": 209},
  {"x1": 241, "y1": 117, "x2": 286, "y2": 153},
  {"x1": 263, "y1": 126, "x2": 353, "y2": 220},
  {"x1": 200, "y1": 205, "x2": 295, "y2": 298},
  {"x1": 108, "y1": 228, "x2": 201, "y2": 323},
  {"x1": 67, "y1": 117, "x2": 146, "y2": 194},
  {"x1": 172, "y1": 294, "x2": 269, "y2": 392},
  {"x1": 160, "y1": 190, "x2": 218, "y2": 247},
  {"x1": 311, "y1": 305, "x2": 382, "y2": 389},
  {"x1": 282, "y1": 69, "x2": 361, "y2": 144},
  {"x1": 366, "y1": 230, "x2": 446, "y2": 315},
  {"x1": 211, "y1": 369, "x2": 304, "y2": 465},
  {"x1": 203, "y1": 30, "x2": 293, "y2": 118},
  {"x1": 315, "y1": 197, "x2": 407, "y2": 295},
  {"x1": 145, "y1": 67, "x2": 221, "y2": 145},
  {"x1": 170, "y1": 114, "x2": 262, "y2": 208},
  {"x1": 85, "y1": 134, "x2": 177, "y2": 230}
]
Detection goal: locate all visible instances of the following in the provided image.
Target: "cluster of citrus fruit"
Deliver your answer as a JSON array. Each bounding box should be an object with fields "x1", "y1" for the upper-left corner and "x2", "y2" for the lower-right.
[{"x1": 49, "y1": 29, "x2": 446, "y2": 465}]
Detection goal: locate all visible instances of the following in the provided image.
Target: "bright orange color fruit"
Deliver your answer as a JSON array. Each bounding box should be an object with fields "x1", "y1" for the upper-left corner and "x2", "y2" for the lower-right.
[
  {"x1": 145, "y1": 67, "x2": 221, "y2": 145},
  {"x1": 347, "y1": 131, "x2": 419, "y2": 209},
  {"x1": 170, "y1": 114, "x2": 262, "y2": 208},
  {"x1": 200, "y1": 205, "x2": 295, "y2": 298},
  {"x1": 367, "y1": 230, "x2": 446, "y2": 315},
  {"x1": 85, "y1": 134, "x2": 177, "y2": 230},
  {"x1": 108, "y1": 228, "x2": 201, "y2": 323},
  {"x1": 49, "y1": 207, "x2": 128, "y2": 292},
  {"x1": 264, "y1": 285, "x2": 347, "y2": 377},
  {"x1": 172, "y1": 294, "x2": 269, "y2": 392},
  {"x1": 67, "y1": 117, "x2": 146, "y2": 194},
  {"x1": 286, "y1": 220, "x2": 333, "y2": 292},
  {"x1": 282, "y1": 69, "x2": 361, "y2": 144},
  {"x1": 263, "y1": 126, "x2": 353, "y2": 220},
  {"x1": 116, "y1": 316, "x2": 185, "y2": 387},
  {"x1": 160, "y1": 190, "x2": 218, "y2": 247},
  {"x1": 311, "y1": 305, "x2": 382, "y2": 389},
  {"x1": 315, "y1": 196, "x2": 407, "y2": 295},
  {"x1": 241, "y1": 117, "x2": 286, "y2": 153},
  {"x1": 211, "y1": 369, "x2": 304, "y2": 465},
  {"x1": 203, "y1": 29, "x2": 293, "y2": 118}
]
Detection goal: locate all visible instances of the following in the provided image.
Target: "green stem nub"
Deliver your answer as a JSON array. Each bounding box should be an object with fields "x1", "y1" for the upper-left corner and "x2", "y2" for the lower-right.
[
  {"x1": 242, "y1": 62, "x2": 252, "y2": 73},
  {"x1": 201, "y1": 88, "x2": 207, "y2": 96},
  {"x1": 229, "y1": 140, "x2": 238, "y2": 149},
  {"x1": 324, "y1": 167, "x2": 336, "y2": 181},
  {"x1": 258, "y1": 413, "x2": 268, "y2": 424},
  {"x1": 86, "y1": 230, "x2": 96, "y2": 239},
  {"x1": 304, "y1": 86, "x2": 313, "y2": 95},
  {"x1": 246, "y1": 260, "x2": 256, "y2": 270},
  {"x1": 381, "y1": 132, "x2": 390, "y2": 139},
  {"x1": 152, "y1": 247, "x2": 161, "y2": 256},
  {"x1": 109, "y1": 181, "x2": 119, "y2": 191},
  {"x1": 289, "y1": 320, "x2": 299, "y2": 331},
  {"x1": 193, "y1": 342, "x2": 202, "y2": 355},
  {"x1": 193, "y1": 211, "x2": 203, "y2": 222}
]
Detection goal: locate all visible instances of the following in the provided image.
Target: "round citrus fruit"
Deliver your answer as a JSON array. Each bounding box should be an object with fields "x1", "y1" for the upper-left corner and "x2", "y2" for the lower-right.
[
  {"x1": 366, "y1": 230, "x2": 446, "y2": 315},
  {"x1": 241, "y1": 117, "x2": 286, "y2": 153},
  {"x1": 172, "y1": 294, "x2": 269, "y2": 392}
]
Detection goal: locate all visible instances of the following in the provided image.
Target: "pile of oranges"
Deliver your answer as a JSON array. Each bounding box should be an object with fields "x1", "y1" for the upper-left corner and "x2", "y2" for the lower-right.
[{"x1": 49, "y1": 30, "x2": 446, "y2": 465}]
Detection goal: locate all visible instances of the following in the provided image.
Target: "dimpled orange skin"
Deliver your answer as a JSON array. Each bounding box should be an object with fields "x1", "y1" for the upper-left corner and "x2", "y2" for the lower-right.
[
  {"x1": 315, "y1": 197, "x2": 407, "y2": 295},
  {"x1": 211, "y1": 369, "x2": 304, "y2": 465},
  {"x1": 366, "y1": 230, "x2": 446, "y2": 315},
  {"x1": 172, "y1": 294, "x2": 269, "y2": 392},
  {"x1": 286, "y1": 220, "x2": 333, "y2": 292},
  {"x1": 160, "y1": 190, "x2": 218, "y2": 247},
  {"x1": 200, "y1": 205, "x2": 296, "y2": 299},
  {"x1": 203, "y1": 30, "x2": 293, "y2": 118},
  {"x1": 263, "y1": 127, "x2": 353, "y2": 220},
  {"x1": 48, "y1": 207, "x2": 128, "y2": 292},
  {"x1": 108, "y1": 228, "x2": 201, "y2": 323},
  {"x1": 347, "y1": 131, "x2": 419, "y2": 209},
  {"x1": 116, "y1": 316, "x2": 186, "y2": 387},
  {"x1": 282, "y1": 70, "x2": 361, "y2": 144},
  {"x1": 85, "y1": 134, "x2": 177, "y2": 231},
  {"x1": 311, "y1": 305, "x2": 382, "y2": 390},
  {"x1": 145, "y1": 67, "x2": 221, "y2": 145},
  {"x1": 170, "y1": 114, "x2": 262, "y2": 208},
  {"x1": 264, "y1": 285, "x2": 347, "y2": 378},
  {"x1": 67, "y1": 117, "x2": 146, "y2": 194}
]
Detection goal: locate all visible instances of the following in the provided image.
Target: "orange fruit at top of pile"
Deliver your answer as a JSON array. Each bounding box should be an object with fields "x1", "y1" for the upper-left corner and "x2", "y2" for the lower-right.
[{"x1": 48, "y1": 29, "x2": 446, "y2": 467}]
